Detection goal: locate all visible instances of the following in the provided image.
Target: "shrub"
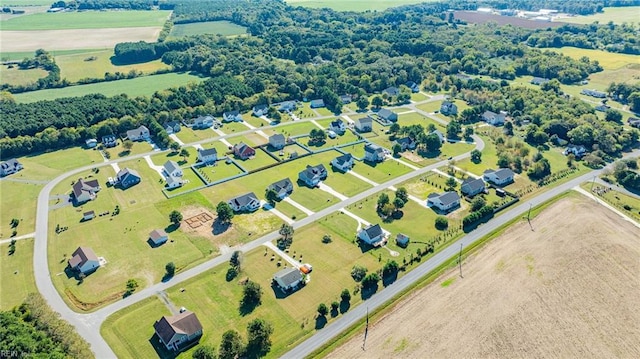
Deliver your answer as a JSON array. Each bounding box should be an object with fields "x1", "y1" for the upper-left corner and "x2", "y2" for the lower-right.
[
  {"x1": 350, "y1": 265, "x2": 367, "y2": 282},
  {"x1": 435, "y1": 216, "x2": 448, "y2": 230}
]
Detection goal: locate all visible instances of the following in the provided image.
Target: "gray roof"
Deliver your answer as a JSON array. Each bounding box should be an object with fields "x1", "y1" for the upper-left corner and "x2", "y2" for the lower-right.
[
  {"x1": 484, "y1": 168, "x2": 514, "y2": 181},
  {"x1": 164, "y1": 160, "x2": 180, "y2": 174},
  {"x1": 117, "y1": 168, "x2": 140, "y2": 181},
  {"x1": 1, "y1": 158, "x2": 21, "y2": 171},
  {"x1": 300, "y1": 164, "x2": 326, "y2": 179},
  {"x1": 253, "y1": 104, "x2": 268, "y2": 111},
  {"x1": 395, "y1": 137, "x2": 413, "y2": 146},
  {"x1": 364, "y1": 224, "x2": 383, "y2": 238},
  {"x1": 224, "y1": 110, "x2": 240, "y2": 117},
  {"x1": 154, "y1": 311, "x2": 203, "y2": 344},
  {"x1": 270, "y1": 133, "x2": 285, "y2": 142},
  {"x1": 198, "y1": 148, "x2": 217, "y2": 156},
  {"x1": 333, "y1": 153, "x2": 353, "y2": 166},
  {"x1": 356, "y1": 117, "x2": 372, "y2": 126},
  {"x1": 274, "y1": 267, "x2": 303, "y2": 287},
  {"x1": 229, "y1": 192, "x2": 258, "y2": 207},
  {"x1": 383, "y1": 87, "x2": 400, "y2": 96},
  {"x1": 435, "y1": 191, "x2": 460, "y2": 206},
  {"x1": 461, "y1": 177, "x2": 485, "y2": 193},
  {"x1": 330, "y1": 119, "x2": 344, "y2": 127},
  {"x1": 127, "y1": 125, "x2": 148, "y2": 137},
  {"x1": 165, "y1": 121, "x2": 180, "y2": 128},
  {"x1": 72, "y1": 178, "x2": 100, "y2": 198},
  {"x1": 69, "y1": 246, "x2": 98, "y2": 268},
  {"x1": 269, "y1": 178, "x2": 293, "y2": 193},
  {"x1": 194, "y1": 115, "x2": 213, "y2": 123},
  {"x1": 396, "y1": 233, "x2": 410, "y2": 243},
  {"x1": 364, "y1": 143, "x2": 383, "y2": 154},
  {"x1": 166, "y1": 176, "x2": 182, "y2": 186},
  {"x1": 378, "y1": 108, "x2": 396, "y2": 119},
  {"x1": 310, "y1": 99, "x2": 325, "y2": 106}
]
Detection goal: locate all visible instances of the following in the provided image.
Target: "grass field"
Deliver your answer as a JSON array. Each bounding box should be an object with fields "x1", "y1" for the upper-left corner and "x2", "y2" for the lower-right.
[
  {"x1": 351, "y1": 158, "x2": 412, "y2": 184},
  {"x1": 17, "y1": 147, "x2": 104, "y2": 180},
  {"x1": 287, "y1": 0, "x2": 433, "y2": 11},
  {"x1": 13, "y1": 72, "x2": 205, "y2": 103},
  {"x1": 0, "y1": 181, "x2": 42, "y2": 238},
  {"x1": 169, "y1": 20, "x2": 247, "y2": 38},
  {"x1": 0, "y1": 238, "x2": 37, "y2": 310},
  {"x1": 0, "y1": 65, "x2": 47, "y2": 86},
  {"x1": 1, "y1": 10, "x2": 171, "y2": 30},
  {"x1": 1, "y1": 49, "x2": 104, "y2": 61},
  {"x1": 581, "y1": 183, "x2": 640, "y2": 223},
  {"x1": 553, "y1": 47, "x2": 640, "y2": 71},
  {"x1": 2, "y1": 0, "x2": 53, "y2": 5},
  {"x1": 558, "y1": 7, "x2": 640, "y2": 25}
]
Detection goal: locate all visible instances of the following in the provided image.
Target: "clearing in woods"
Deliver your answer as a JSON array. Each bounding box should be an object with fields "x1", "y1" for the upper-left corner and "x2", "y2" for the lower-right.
[
  {"x1": 328, "y1": 194, "x2": 640, "y2": 358},
  {"x1": 557, "y1": 6, "x2": 640, "y2": 25}
]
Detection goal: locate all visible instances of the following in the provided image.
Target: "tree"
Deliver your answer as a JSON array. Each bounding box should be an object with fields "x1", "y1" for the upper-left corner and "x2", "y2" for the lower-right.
[
  {"x1": 246, "y1": 318, "x2": 274, "y2": 358},
  {"x1": 179, "y1": 148, "x2": 190, "y2": 162},
  {"x1": 322, "y1": 234, "x2": 332, "y2": 243},
  {"x1": 382, "y1": 260, "x2": 399, "y2": 277},
  {"x1": 122, "y1": 139, "x2": 133, "y2": 151},
  {"x1": 169, "y1": 210, "x2": 183, "y2": 225},
  {"x1": 193, "y1": 345, "x2": 217, "y2": 359},
  {"x1": 464, "y1": 126, "x2": 474, "y2": 138},
  {"x1": 356, "y1": 96, "x2": 369, "y2": 111},
  {"x1": 340, "y1": 288, "x2": 351, "y2": 302},
  {"x1": 470, "y1": 149, "x2": 482, "y2": 163},
  {"x1": 389, "y1": 123, "x2": 400, "y2": 135},
  {"x1": 377, "y1": 193, "x2": 390, "y2": 210},
  {"x1": 351, "y1": 265, "x2": 367, "y2": 282},
  {"x1": 445, "y1": 176, "x2": 457, "y2": 190},
  {"x1": 265, "y1": 188, "x2": 278, "y2": 205},
  {"x1": 446, "y1": 120, "x2": 461, "y2": 139},
  {"x1": 230, "y1": 250, "x2": 242, "y2": 270},
  {"x1": 219, "y1": 330, "x2": 244, "y2": 359},
  {"x1": 10, "y1": 218, "x2": 19, "y2": 228},
  {"x1": 605, "y1": 108, "x2": 623, "y2": 123},
  {"x1": 423, "y1": 133, "x2": 442, "y2": 153},
  {"x1": 392, "y1": 143, "x2": 402, "y2": 156},
  {"x1": 380, "y1": 202, "x2": 395, "y2": 217},
  {"x1": 241, "y1": 280, "x2": 262, "y2": 307},
  {"x1": 170, "y1": 141, "x2": 181, "y2": 152},
  {"x1": 628, "y1": 92, "x2": 640, "y2": 112},
  {"x1": 361, "y1": 272, "x2": 380, "y2": 289},
  {"x1": 393, "y1": 196, "x2": 406, "y2": 210},
  {"x1": 278, "y1": 223, "x2": 294, "y2": 247},
  {"x1": 435, "y1": 216, "x2": 448, "y2": 230},
  {"x1": 470, "y1": 196, "x2": 486, "y2": 211},
  {"x1": 371, "y1": 96, "x2": 383, "y2": 108},
  {"x1": 216, "y1": 201, "x2": 234, "y2": 223},
  {"x1": 165, "y1": 262, "x2": 175, "y2": 277},
  {"x1": 317, "y1": 303, "x2": 328, "y2": 317},
  {"x1": 396, "y1": 187, "x2": 409, "y2": 204}
]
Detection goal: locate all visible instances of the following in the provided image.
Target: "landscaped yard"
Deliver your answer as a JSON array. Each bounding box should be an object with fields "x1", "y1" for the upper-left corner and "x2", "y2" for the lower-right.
[
  {"x1": 0, "y1": 238, "x2": 37, "y2": 310},
  {"x1": 580, "y1": 183, "x2": 640, "y2": 224},
  {"x1": 151, "y1": 147, "x2": 199, "y2": 168},
  {"x1": 278, "y1": 121, "x2": 319, "y2": 137},
  {"x1": 164, "y1": 168, "x2": 207, "y2": 195},
  {"x1": 220, "y1": 121, "x2": 251, "y2": 135},
  {"x1": 233, "y1": 150, "x2": 279, "y2": 172}
]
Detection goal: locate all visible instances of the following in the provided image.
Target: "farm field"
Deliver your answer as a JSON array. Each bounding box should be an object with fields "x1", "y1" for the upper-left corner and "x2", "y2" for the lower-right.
[
  {"x1": 553, "y1": 47, "x2": 640, "y2": 71},
  {"x1": 287, "y1": 0, "x2": 434, "y2": 12},
  {"x1": 0, "y1": 238, "x2": 37, "y2": 310},
  {"x1": 557, "y1": 7, "x2": 640, "y2": 25},
  {"x1": 453, "y1": 11, "x2": 564, "y2": 28},
  {"x1": 0, "y1": 66, "x2": 47, "y2": 86},
  {"x1": 13, "y1": 72, "x2": 205, "y2": 103},
  {"x1": 329, "y1": 194, "x2": 640, "y2": 358},
  {"x1": 0, "y1": 10, "x2": 171, "y2": 30},
  {"x1": 169, "y1": 20, "x2": 247, "y2": 38}
]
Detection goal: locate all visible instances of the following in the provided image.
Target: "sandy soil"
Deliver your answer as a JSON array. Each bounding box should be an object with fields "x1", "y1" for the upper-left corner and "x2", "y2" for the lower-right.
[
  {"x1": 0, "y1": 27, "x2": 160, "y2": 52},
  {"x1": 328, "y1": 195, "x2": 640, "y2": 359}
]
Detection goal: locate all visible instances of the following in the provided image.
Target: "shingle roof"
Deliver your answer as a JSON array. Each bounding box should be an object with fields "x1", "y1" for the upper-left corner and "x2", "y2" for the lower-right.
[
  {"x1": 164, "y1": 160, "x2": 180, "y2": 174},
  {"x1": 462, "y1": 177, "x2": 485, "y2": 193},
  {"x1": 356, "y1": 117, "x2": 372, "y2": 125},
  {"x1": 69, "y1": 247, "x2": 98, "y2": 268},
  {"x1": 437, "y1": 191, "x2": 461, "y2": 206},
  {"x1": 72, "y1": 178, "x2": 100, "y2": 198},
  {"x1": 378, "y1": 108, "x2": 395, "y2": 119},
  {"x1": 253, "y1": 104, "x2": 268, "y2": 111},
  {"x1": 117, "y1": 168, "x2": 140, "y2": 181},
  {"x1": 364, "y1": 224, "x2": 383, "y2": 238},
  {"x1": 229, "y1": 192, "x2": 258, "y2": 207},
  {"x1": 330, "y1": 119, "x2": 344, "y2": 127},
  {"x1": 333, "y1": 153, "x2": 353, "y2": 165},
  {"x1": 364, "y1": 143, "x2": 383, "y2": 153},
  {"x1": 274, "y1": 267, "x2": 302, "y2": 287},
  {"x1": 198, "y1": 148, "x2": 217, "y2": 156},
  {"x1": 269, "y1": 178, "x2": 293, "y2": 193},
  {"x1": 149, "y1": 229, "x2": 168, "y2": 241},
  {"x1": 154, "y1": 311, "x2": 203, "y2": 344},
  {"x1": 224, "y1": 110, "x2": 240, "y2": 117},
  {"x1": 270, "y1": 133, "x2": 285, "y2": 142}
]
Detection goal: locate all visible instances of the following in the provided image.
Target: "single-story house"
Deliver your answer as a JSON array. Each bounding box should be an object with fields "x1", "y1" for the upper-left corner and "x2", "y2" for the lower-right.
[
  {"x1": 82, "y1": 210, "x2": 95, "y2": 221},
  {"x1": 164, "y1": 121, "x2": 181, "y2": 134},
  {"x1": 595, "y1": 104, "x2": 610, "y2": 112},
  {"x1": 396, "y1": 233, "x2": 410, "y2": 247},
  {"x1": 358, "y1": 224, "x2": 385, "y2": 246},
  {"x1": 163, "y1": 160, "x2": 183, "y2": 178},
  {"x1": 233, "y1": 142, "x2": 256, "y2": 160},
  {"x1": 154, "y1": 311, "x2": 203, "y2": 352},
  {"x1": 331, "y1": 153, "x2": 355, "y2": 172},
  {"x1": 581, "y1": 89, "x2": 606, "y2": 98},
  {"x1": 117, "y1": 168, "x2": 141, "y2": 189},
  {"x1": 149, "y1": 229, "x2": 169, "y2": 245},
  {"x1": 193, "y1": 115, "x2": 214, "y2": 129},
  {"x1": 440, "y1": 101, "x2": 458, "y2": 116},
  {"x1": 482, "y1": 111, "x2": 506, "y2": 126},
  {"x1": 628, "y1": 117, "x2": 640, "y2": 128},
  {"x1": 431, "y1": 130, "x2": 446, "y2": 143},
  {"x1": 395, "y1": 137, "x2": 416, "y2": 151},
  {"x1": 197, "y1": 148, "x2": 218, "y2": 164},
  {"x1": 377, "y1": 108, "x2": 398, "y2": 122},
  {"x1": 461, "y1": 177, "x2": 486, "y2": 197},
  {"x1": 563, "y1": 144, "x2": 587, "y2": 158},
  {"x1": 406, "y1": 81, "x2": 420, "y2": 93},
  {"x1": 427, "y1": 192, "x2": 461, "y2": 212},
  {"x1": 252, "y1": 104, "x2": 269, "y2": 117},
  {"x1": 273, "y1": 267, "x2": 303, "y2": 291},
  {"x1": 227, "y1": 192, "x2": 261, "y2": 212},
  {"x1": 364, "y1": 143, "x2": 385, "y2": 163},
  {"x1": 354, "y1": 116, "x2": 373, "y2": 133},
  {"x1": 0, "y1": 158, "x2": 23, "y2": 177},
  {"x1": 483, "y1": 168, "x2": 515, "y2": 186},
  {"x1": 223, "y1": 110, "x2": 243, "y2": 123},
  {"x1": 382, "y1": 86, "x2": 400, "y2": 97},
  {"x1": 126, "y1": 125, "x2": 150, "y2": 141},
  {"x1": 298, "y1": 164, "x2": 327, "y2": 187},
  {"x1": 68, "y1": 246, "x2": 100, "y2": 274},
  {"x1": 269, "y1": 133, "x2": 286, "y2": 149},
  {"x1": 85, "y1": 138, "x2": 98, "y2": 148},
  {"x1": 340, "y1": 94, "x2": 352, "y2": 104},
  {"x1": 278, "y1": 101, "x2": 297, "y2": 112},
  {"x1": 102, "y1": 135, "x2": 117, "y2": 148},
  {"x1": 530, "y1": 77, "x2": 550, "y2": 85},
  {"x1": 329, "y1": 119, "x2": 346, "y2": 134},
  {"x1": 72, "y1": 178, "x2": 101, "y2": 203},
  {"x1": 166, "y1": 176, "x2": 184, "y2": 189},
  {"x1": 310, "y1": 99, "x2": 325, "y2": 108},
  {"x1": 267, "y1": 178, "x2": 294, "y2": 199}
]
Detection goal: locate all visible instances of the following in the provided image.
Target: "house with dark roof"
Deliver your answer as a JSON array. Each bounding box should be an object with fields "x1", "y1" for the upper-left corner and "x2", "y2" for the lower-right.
[
  {"x1": 102, "y1": 135, "x2": 117, "y2": 148},
  {"x1": 357, "y1": 224, "x2": 386, "y2": 246},
  {"x1": 149, "y1": 229, "x2": 168, "y2": 246},
  {"x1": 482, "y1": 111, "x2": 506, "y2": 126},
  {"x1": 166, "y1": 175, "x2": 184, "y2": 189},
  {"x1": 331, "y1": 153, "x2": 355, "y2": 172},
  {"x1": 431, "y1": 129, "x2": 446, "y2": 143},
  {"x1": 395, "y1": 137, "x2": 416, "y2": 151},
  {"x1": 278, "y1": 101, "x2": 297, "y2": 112},
  {"x1": 0, "y1": 158, "x2": 23, "y2": 177},
  {"x1": 396, "y1": 233, "x2": 410, "y2": 247},
  {"x1": 252, "y1": 104, "x2": 269, "y2": 117},
  {"x1": 223, "y1": 110, "x2": 243, "y2": 123},
  {"x1": 164, "y1": 121, "x2": 181, "y2": 134},
  {"x1": 273, "y1": 267, "x2": 303, "y2": 291},
  {"x1": 581, "y1": 89, "x2": 606, "y2": 98},
  {"x1": 233, "y1": 142, "x2": 256, "y2": 160},
  {"x1": 68, "y1": 247, "x2": 100, "y2": 274},
  {"x1": 364, "y1": 143, "x2": 385, "y2": 163},
  {"x1": 340, "y1": 94, "x2": 352, "y2": 104},
  {"x1": 377, "y1": 108, "x2": 398, "y2": 122},
  {"x1": 563, "y1": 144, "x2": 587, "y2": 158},
  {"x1": 382, "y1": 86, "x2": 400, "y2": 97},
  {"x1": 329, "y1": 119, "x2": 346, "y2": 134},
  {"x1": 72, "y1": 178, "x2": 101, "y2": 203},
  {"x1": 269, "y1": 134, "x2": 286, "y2": 149},
  {"x1": 595, "y1": 104, "x2": 610, "y2": 112},
  {"x1": 355, "y1": 116, "x2": 373, "y2": 133},
  {"x1": 227, "y1": 192, "x2": 260, "y2": 212},
  {"x1": 163, "y1": 160, "x2": 183, "y2": 178},
  {"x1": 628, "y1": 117, "x2": 640, "y2": 128},
  {"x1": 197, "y1": 148, "x2": 217, "y2": 164},
  {"x1": 427, "y1": 192, "x2": 461, "y2": 212},
  {"x1": 193, "y1": 115, "x2": 214, "y2": 129},
  {"x1": 440, "y1": 101, "x2": 458, "y2": 116},
  {"x1": 310, "y1": 99, "x2": 325, "y2": 108},
  {"x1": 461, "y1": 177, "x2": 486, "y2": 197},
  {"x1": 298, "y1": 164, "x2": 327, "y2": 187},
  {"x1": 530, "y1": 77, "x2": 550, "y2": 85},
  {"x1": 483, "y1": 168, "x2": 515, "y2": 186},
  {"x1": 117, "y1": 168, "x2": 141, "y2": 189},
  {"x1": 268, "y1": 178, "x2": 294, "y2": 199},
  {"x1": 85, "y1": 138, "x2": 98, "y2": 148},
  {"x1": 126, "y1": 125, "x2": 150, "y2": 141},
  {"x1": 154, "y1": 311, "x2": 203, "y2": 351},
  {"x1": 406, "y1": 81, "x2": 420, "y2": 93}
]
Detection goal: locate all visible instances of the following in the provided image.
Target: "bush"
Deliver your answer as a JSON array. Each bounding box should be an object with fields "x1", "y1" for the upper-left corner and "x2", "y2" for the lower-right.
[
  {"x1": 351, "y1": 265, "x2": 367, "y2": 282},
  {"x1": 361, "y1": 272, "x2": 380, "y2": 288},
  {"x1": 340, "y1": 289, "x2": 351, "y2": 302},
  {"x1": 322, "y1": 234, "x2": 332, "y2": 243},
  {"x1": 435, "y1": 216, "x2": 448, "y2": 230},
  {"x1": 317, "y1": 303, "x2": 328, "y2": 317}
]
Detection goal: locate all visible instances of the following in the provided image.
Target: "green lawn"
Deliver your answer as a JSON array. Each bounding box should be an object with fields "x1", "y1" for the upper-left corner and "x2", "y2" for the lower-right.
[
  {"x1": 0, "y1": 65, "x2": 47, "y2": 86},
  {"x1": 410, "y1": 92, "x2": 428, "y2": 102},
  {"x1": 580, "y1": 183, "x2": 640, "y2": 224},
  {"x1": 169, "y1": 20, "x2": 247, "y2": 38},
  {"x1": 233, "y1": 150, "x2": 278, "y2": 172},
  {"x1": 0, "y1": 238, "x2": 37, "y2": 310},
  {"x1": 174, "y1": 127, "x2": 215, "y2": 145},
  {"x1": 14, "y1": 72, "x2": 206, "y2": 103},
  {"x1": 323, "y1": 168, "x2": 373, "y2": 196},
  {"x1": 2, "y1": 0, "x2": 56, "y2": 5},
  {"x1": 399, "y1": 175, "x2": 441, "y2": 200},
  {"x1": 220, "y1": 121, "x2": 250, "y2": 134},
  {"x1": 287, "y1": 0, "x2": 436, "y2": 11},
  {"x1": 17, "y1": 147, "x2": 104, "y2": 181},
  {"x1": 293, "y1": 103, "x2": 318, "y2": 118},
  {"x1": 278, "y1": 121, "x2": 319, "y2": 137},
  {"x1": 0, "y1": 180, "x2": 42, "y2": 238},
  {"x1": 315, "y1": 107, "x2": 334, "y2": 116},
  {"x1": 271, "y1": 199, "x2": 307, "y2": 221},
  {"x1": 1, "y1": 10, "x2": 171, "y2": 30},
  {"x1": 196, "y1": 160, "x2": 246, "y2": 184},
  {"x1": 559, "y1": 7, "x2": 640, "y2": 25},
  {"x1": 351, "y1": 158, "x2": 412, "y2": 184},
  {"x1": 151, "y1": 148, "x2": 199, "y2": 168},
  {"x1": 552, "y1": 47, "x2": 640, "y2": 71},
  {"x1": 164, "y1": 168, "x2": 207, "y2": 195}
]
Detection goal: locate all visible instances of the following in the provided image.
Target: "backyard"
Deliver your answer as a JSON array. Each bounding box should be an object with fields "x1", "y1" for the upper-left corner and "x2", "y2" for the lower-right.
[{"x1": 0, "y1": 238, "x2": 37, "y2": 310}]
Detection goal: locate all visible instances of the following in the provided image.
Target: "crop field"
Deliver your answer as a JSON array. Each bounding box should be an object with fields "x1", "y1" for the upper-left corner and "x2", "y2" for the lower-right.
[
  {"x1": 1, "y1": 10, "x2": 171, "y2": 30},
  {"x1": 330, "y1": 194, "x2": 640, "y2": 358},
  {"x1": 0, "y1": 238, "x2": 37, "y2": 310},
  {"x1": 453, "y1": 11, "x2": 564, "y2": 29},
  {"x1": 13, "y1": 72, "x2": 205, "y2": 103},
  {"x1": 287, "y1": 0, "x2": 434, "y2": 12},
  {"x1": 0, "y1": 65, "x2": 47, "y2": 86},
  {"x1": 558, "y1": 7, "x2": 640, "y2": 25},
  {"x1": 169, "y1": 20, "x2": 247, "y2": 38}
]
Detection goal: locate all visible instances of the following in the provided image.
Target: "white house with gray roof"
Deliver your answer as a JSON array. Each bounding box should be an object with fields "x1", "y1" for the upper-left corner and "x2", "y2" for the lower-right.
[
  {"x1": 227, "y1": 192, "x2": 260, "y2": 212},
  {"x1": 354, "y1": 116, "x2": 373, "y2": 133},
  {"x1": 269, "y1": 133, "x2": 286, "y2": 149},
  {"x1": 268, "y1": 178, "x2": 294, "y2": 199},
  {"x1": 273, "y1": 267, "x2": 303, "y2": 291},
  {"x1": 483, "y1": 168, "x2": 515, "y2": 186},
  {"x1": 126, "y1": 125, "x2": 150, "y2": 141},
  {"x1": 461, "y1": 177, "x2": 486, "y2": 197},
  {"x1": 0, "y1": 158, "x2": 23, "y2": 177},
  {"x1": 163, "y1": 160, "x2": 183, "y2": 178},
  {"x1": 331, "y1": 153, "x2": 354, "y2": 172},
  {"x1": 364, "y1": 143, "x2": 385, "y2": 163},
  {"x1": 298, "y1": 164, "x2": 327, "y2": 187},
  {"x1": 427, "y1": 191, "x2": 461, "y2": 212},
  {"x1": 197, "y1": 148, "x2": 218, "y2": 164},
  {"x1": 377, "y1": 108, "x2": 398, "y2": 122},
  {"x1": 357, "y1": 224, "x2": 386, "y2": 246}
]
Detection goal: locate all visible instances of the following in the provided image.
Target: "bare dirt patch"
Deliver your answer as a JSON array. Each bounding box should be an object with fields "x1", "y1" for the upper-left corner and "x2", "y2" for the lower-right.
[
  {"x1": 0, "y1": 27, "x2": 160, "y2": 52},
  {"x1": 454, "y1": 11, "x2": 564, "y2": 29},
  {"x1": 329, "y1": 195, "x2": 640, "y2": 358}
]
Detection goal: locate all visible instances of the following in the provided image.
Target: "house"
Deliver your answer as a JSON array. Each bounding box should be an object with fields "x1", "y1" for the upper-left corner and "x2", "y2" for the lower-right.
[
  {"x1": 267, "y1": 178, "x2": 294, "y2": 199},
  {"x1": 193, "y1": 115, "x2": 214, "y2": 129},
  {"x1": 166, "y1": 176, "x2": 184, "y2": 189},
  {"x1": 126, "y1": 125, "x2": 150, "y2": 141},
  {"x1": 269, "y1": 134, "x2": 286, "y2": 149},
  {"x1": 339, "y1": 94, "x2": 352, "y2": 104},
  {"x1": 154, "y1": 311, "x2": 203, "y2": 351},
  {"x1": 278, "y1": 101, "x2": 297, "y2": 112},
  {"x1": 233, "y1": 142, "x2": 256, "y2": 160},
  {"x1": 530, "y1": 77, "x2": 550, "y2": 85},
  {"x1": 382, "y1": 86, "x2": 400, "y2": 97},
  {"x1": 431, "y1": 129, "x2": 445, "y2": 143},
  {"x1": 395, "y1": 137, "x2": 416, "y2": 151},
  {"x1": 595, "y1": 104, "x2": 610, "y2": 112},
  {"x1": 482, "y1": 111, "x2": 506, "y2": 126},
  {"x1": 357, "y1": 224, "x2": 385, "y2": 246},
  {"x1": 72, "y1": 178, "x2": 101, "y2": 203},
  {"x1": 563, "y1": 144, "x2": 587, "y2": 158},
  {"x1": 331, "y1": 153, "x2": 355, "y2": 172},
  {"x1": 581, "y1": 89, "x2": 607, "y2": 98},
  {"x1": 628, "y1": 117, "x2": 640, "y2": 128},
  {"x1": 164, "y1": 121, "x2": 181, "y2": 134},
  {"x1": 227, "y1": 192, "x2": 260, "y2": 212},
  {"x1": 117, "y1": 168, "x2": 141, "y2": 189},
  {"x1": 354, "y1": 116, "x2": 373, "y2": 133},
  {"x1": 364, "y1": 143, "x2": 385, "y2": 163},
  {"x1": 329, "y1": 119, "x2": 346, "y2": 134},
  {"x1": 273, "y1": 267, "x2": 303, "y2": 291},
  {"x1": 406, "y1": 81, "x2": 420, "y2": 93},
  {"x1": 461, "y1": 177, "x2": 486, "y2": 197},
  {"x1": 483, "y1": 168, "x2": 515, "y2": 186},
  {"x1": 102, "y1": 135, "x2": 117, "y2": 148},
  {"x1": 68, "y1": 247, "x2": 100, "y2": 274},
  {"x1": 298, "y1": 164, "x2": 327, "y2": 187},
  {"x1": 396, "y1": 233, "x2": 410, "y2": 247},
  {"x1": 85, "y1": 138, "x2": 98, "y2": 148},
  {"x1": 377, "y1": 108, "x2": 398, "y2": 122},
  {"x1": 223, "y1": 110, "x2": 243, "y2": 123},
  {"x1": 427, "y1": 192, "x2": 461, "y2": 212},
  {"x1": 197, "y1": 148, "x2": 218, "y2": 164},
  {"x1": 252, "y1": 104, "x2": 269, "y2": 117},
  {"x1": 149, "y1": 229, "x2": 168, "y2": 246},
  {"x1": 82, "y1": 211, "x2": 95, "y2": 221},
  {"x1": 163, "y1": 161, "x2": 183, "y2": 178},
  {"x1": 0, "y1": 158, "x2": 23, "y2": 177},
  {"x1": 310, "y1": 99, "x2": 325, "y2": 108},
  {"x1": 440, "y1": 101, "x2": 458, "y2": 116}
]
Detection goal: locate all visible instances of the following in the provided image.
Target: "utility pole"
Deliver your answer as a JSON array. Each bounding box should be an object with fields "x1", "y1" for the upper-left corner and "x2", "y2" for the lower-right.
[
  {"x1": 527, "y1": 203, "x2": 534, "y2": 231},
  {"x1": 458, "y1": 243, "x2": 463, "y2": 278},
  {"x1": 362, "y1": 306, "x2": 369, "y2": 350},
  {"x1": 590, "y1": 175, "x2": 596, "y2": 194}
]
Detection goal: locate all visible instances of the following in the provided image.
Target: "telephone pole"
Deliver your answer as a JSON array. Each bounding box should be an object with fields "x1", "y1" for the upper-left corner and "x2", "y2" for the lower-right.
[{"x1": 458, "y1": 243, "x2": 463, "y2": 278}]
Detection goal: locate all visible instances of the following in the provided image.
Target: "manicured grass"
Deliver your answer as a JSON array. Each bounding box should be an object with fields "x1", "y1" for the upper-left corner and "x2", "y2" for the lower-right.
[
  {"x1": 1, "y1": 10, "x2": 171, "y2": 30},
  {"x1": 303, "y1": 131, "x2": 360, "y2": 150},
  {"x1": 174, "y1": 127, "x2": 215, "y2": 144},
  {"x1": 351, "y1": 159, "x2": 412, "y2": 184},
  {"x1": 151, "y1": 148, "x2": 198, "y2": 168},
  {"x1": 271, "y1": 199, "x2": 306, "y2": 221},
  {"x1": 233, "y1": 151, "x2": 278, "y2": 172},
  {"x1": 294, "y1": 103, "x2": 318, "y2": 118},
  {"x1": 0, "y1": 65, "x2": 47, "y2": 86},
  {"x1": 0, "y1": 238, "x2": 37, "y2": 310},
  {"x1": 410, "y1": 92, "x2": 428, "y2": 102},
  {"x1": 164, "y1": 168, "x2": 207, "y2": 195},
  {"x1": 17, "y1": 147, "x2": 104, "y2": 181},
  {"x1": 399, "y1": 176, "x2": 440, "y2": 199},
  {"x1": 111, "y1": 140, "x2": 154, "y2": 158},
  {"x1": 169, "y1": 20, "x2": 247, "y2": 38},
  {"x1": 230, "y1": 132, "x2": 269, "y2": 147},
  {"x1": 13, "y1": 72, "x2": 206, "y2": 103},
  {"x1": 0, "y1": 180, "x2": 41, "y2": 238},
  {"x1": 416, "y1": 101, "x2": 442, "y2": 113},
  {"x1": 456, "y1": 135, "x2": 499, "y2": 176},
  {"x1": 219, "y1": 121, "x2": 250, "y2": 134},
  {"x1": 559, "y1": 7, "x2": 640, "y2": 25},
  {"x1": 289, "y1": 187, "x2": 340, "y2": 212},
  {"x1": 278, "y1": 121, "x2": 318, "y2": 136},
  {"x1": 196, "y1": 160, "x2": 246, "y2": 183},
  {"x1": 287, "y1": 0, "x2": 435, "y2": 12},
  {"x1": 323, "y1": 169, "x2": 373, "y2": 196},
  {"x1": 3, "y1": 0, "x2": 56, "y2": 5},
  {"x1": 315, "y1": 107, "x2": 335, "y2": 116}
]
